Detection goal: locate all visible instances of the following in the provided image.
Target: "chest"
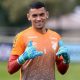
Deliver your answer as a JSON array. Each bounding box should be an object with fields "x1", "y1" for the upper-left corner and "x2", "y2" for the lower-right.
[{"x1": 24, "y1": 34, "x2": 58, "y2": 54}]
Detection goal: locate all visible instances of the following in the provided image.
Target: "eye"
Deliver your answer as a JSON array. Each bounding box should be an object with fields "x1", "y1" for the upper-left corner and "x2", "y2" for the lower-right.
[
  {"x1": 39, "y1": 13, "x2": 45, "y2": 17},
  {"x1": 32, "y1": 14, "x2": 38, "y2": 18}
]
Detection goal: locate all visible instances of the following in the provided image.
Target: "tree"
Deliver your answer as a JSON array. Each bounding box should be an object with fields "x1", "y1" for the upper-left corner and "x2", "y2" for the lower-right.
[{"x1": 0, "y1": 0, "x2": 78, "y2": 27}]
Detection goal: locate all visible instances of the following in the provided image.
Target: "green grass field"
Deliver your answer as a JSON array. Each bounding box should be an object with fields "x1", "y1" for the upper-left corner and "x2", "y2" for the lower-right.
[
  {"x1": 56, "y1": 62, "x2": 80, "y2": 80},
  {"x1": 0, "y1": 61, "x2": 80, "y2": 80},
  {"x1": 0, "y1": 61, "x2": 19, "y2": 80}
]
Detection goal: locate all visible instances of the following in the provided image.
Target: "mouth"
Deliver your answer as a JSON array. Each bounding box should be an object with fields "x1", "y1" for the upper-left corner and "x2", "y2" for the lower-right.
[
  {"x1": 35, "y1": 22, "x2": 44, "y2": 28},
  {"x1": 36, "y1": 21, "x2": 42, "y2": 23},
  {"x1": 36, "y1": 22, "x2": 43, "y2": 26}
]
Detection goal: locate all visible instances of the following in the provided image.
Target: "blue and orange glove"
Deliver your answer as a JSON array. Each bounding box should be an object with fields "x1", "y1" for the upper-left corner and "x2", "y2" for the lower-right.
[
  {"x1": 17, "y1": 41, "x2": 43, "y2": 64},
  {"x1": 56, "y1": 40, "x2": 70, "y2": 64}
]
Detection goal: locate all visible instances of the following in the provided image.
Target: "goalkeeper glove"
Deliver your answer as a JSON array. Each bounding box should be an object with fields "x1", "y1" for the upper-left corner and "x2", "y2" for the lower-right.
[
  {"x1": 56, "y1": 40, "x2": 70, "y2": 64},
  {"x1": 17, "y1": 41, "x2": 43, "y2": 64}
]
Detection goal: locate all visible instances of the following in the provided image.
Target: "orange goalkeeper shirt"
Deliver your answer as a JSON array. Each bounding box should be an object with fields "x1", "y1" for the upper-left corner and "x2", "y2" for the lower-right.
[{"x1": 11, "y1": 27, "x2": 61, "y2": 80}]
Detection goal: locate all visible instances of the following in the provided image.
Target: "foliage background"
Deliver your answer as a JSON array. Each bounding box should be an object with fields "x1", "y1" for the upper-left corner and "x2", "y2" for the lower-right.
[{"x1": 0, "y1": 0, "x2": 80, "y2": 27}]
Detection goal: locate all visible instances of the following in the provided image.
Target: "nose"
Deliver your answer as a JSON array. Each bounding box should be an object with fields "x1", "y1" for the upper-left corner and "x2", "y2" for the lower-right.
[{"x1": 36, "y1": 16, "x2": 41, "y2": 21}]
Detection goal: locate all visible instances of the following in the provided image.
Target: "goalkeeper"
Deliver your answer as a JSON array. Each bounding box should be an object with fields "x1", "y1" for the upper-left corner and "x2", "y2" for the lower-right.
[{"x1": 8, "y1": 1, "x2": 70, "y2": 80}]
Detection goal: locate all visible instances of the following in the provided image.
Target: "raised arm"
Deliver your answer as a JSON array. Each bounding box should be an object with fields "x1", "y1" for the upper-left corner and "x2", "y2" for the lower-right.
[
  {"x1": 56, "y1": 40, "x2": 70, "y2": 74},
  {"x1": 8, "y1": 41, "x2": 43, "y2": 74},
  {"x1": 8, "y1": 55, "x2": 21, "y2": 74}
]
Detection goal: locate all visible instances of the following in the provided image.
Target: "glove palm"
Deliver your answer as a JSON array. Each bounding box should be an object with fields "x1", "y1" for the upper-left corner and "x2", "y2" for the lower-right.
[
  {"x1": 56, "y1": 40, "x2": 70, "y2": 64},
  {"x1": 18, "y1": 41, "x2": 43, "y2": 64}
]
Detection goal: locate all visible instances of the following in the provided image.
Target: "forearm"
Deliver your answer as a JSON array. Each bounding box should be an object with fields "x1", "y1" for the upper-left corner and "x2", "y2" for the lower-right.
[
  {"x1": 8, "y1": 55, "x2": 22, "y2": 74},
  {"x1": 56, "y1": 56, "x2": 69, "y2": 74},
  {"x1": 56, "y1": 39, "x2": 70, "y2": 74},
  {"x1": 8, "y1": 41, "x2": 43, "y2": 74},
  {"x1": 56, "y1": 60, "x2": 69, "y2": 74}
]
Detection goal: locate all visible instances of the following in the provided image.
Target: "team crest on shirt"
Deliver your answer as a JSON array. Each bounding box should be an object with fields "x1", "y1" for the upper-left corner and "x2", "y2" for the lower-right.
[
  {"x1": 51, "y1": 41, "x2": 58, "y2": 51},
  {"x1": 50, "y1": 37, "x2": 58, "y2": 51}
]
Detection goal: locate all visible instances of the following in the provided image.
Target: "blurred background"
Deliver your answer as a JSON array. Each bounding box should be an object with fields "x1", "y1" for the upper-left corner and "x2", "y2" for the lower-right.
[{"x1": 0, "y1": 0, "x2": 80, "y2": 80}]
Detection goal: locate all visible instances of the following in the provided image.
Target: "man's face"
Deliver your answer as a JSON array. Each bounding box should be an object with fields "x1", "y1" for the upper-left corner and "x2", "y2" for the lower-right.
[{"x1": 27, "y1": 7, "x2": 49, "y2": 29}]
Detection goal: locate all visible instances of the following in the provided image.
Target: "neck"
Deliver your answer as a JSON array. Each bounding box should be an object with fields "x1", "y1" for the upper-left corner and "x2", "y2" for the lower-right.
[{"x1": 32, "y1": 26, "x2": 48, "y2": 34}]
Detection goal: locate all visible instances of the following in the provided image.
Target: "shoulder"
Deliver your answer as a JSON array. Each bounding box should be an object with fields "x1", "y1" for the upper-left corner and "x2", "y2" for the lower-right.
[
  {"x1": 15, "y1": 27, "x2": 32, "y2": 38},
  {"x1": 48, "y1": 29, "x2": 61, "y2": 40}
]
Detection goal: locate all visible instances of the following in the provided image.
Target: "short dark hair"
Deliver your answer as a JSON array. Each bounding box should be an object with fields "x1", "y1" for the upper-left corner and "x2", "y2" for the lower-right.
[{"x1": 29, "y1": 1, "x2": 46, "y2": 9}]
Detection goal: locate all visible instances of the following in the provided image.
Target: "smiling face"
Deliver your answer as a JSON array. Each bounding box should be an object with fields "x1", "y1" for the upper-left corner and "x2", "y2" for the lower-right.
[{"x1": 27, "y1": 7, "x2": 49, "y2": 29}]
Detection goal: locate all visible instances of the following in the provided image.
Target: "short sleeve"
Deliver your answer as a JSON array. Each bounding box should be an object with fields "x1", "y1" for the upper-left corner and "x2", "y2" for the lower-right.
[{"x1": 11, "y1": 33, "x2": 25, "y2": 56}]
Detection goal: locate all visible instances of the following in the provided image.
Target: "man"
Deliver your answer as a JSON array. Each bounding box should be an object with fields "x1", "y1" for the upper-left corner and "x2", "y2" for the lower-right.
[{"x1": 8, "y1": 1, "x2": 70, "y2": 80}]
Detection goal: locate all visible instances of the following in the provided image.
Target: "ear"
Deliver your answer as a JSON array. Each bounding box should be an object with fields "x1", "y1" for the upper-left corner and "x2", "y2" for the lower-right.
[
  {"x1": 27, "y1": 13, "x2": 30, "y2": 21},
  {"x1": 46, "y1": 11, "x2": 49, "y2": 18}
]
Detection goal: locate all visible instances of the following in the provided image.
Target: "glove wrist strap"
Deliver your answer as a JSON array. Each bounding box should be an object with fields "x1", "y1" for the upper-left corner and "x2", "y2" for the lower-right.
[{"x1": 17, "y1": 54, "x2": 26, "y2": 64}]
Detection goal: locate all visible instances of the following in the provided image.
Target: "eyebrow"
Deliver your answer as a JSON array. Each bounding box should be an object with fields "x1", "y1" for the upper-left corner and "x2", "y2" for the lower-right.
[{"x1": 32, "y1": 13, "x2": 45, "y2": 17}]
